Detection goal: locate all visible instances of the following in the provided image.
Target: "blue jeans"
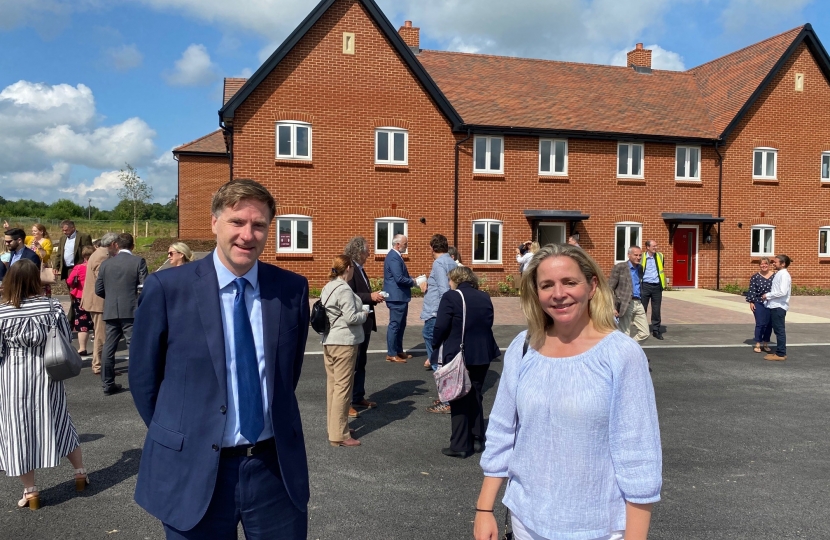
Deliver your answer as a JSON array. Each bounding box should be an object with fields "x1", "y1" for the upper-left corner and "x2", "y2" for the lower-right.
[
  {"x1": 423, "y1": 317, "x2": 436, "y2": 369},
  {"x1": 770, "y1": 307, "x2": 787, "y2": 356},
  {"x1": 753, "y1": 302, "x2": 773, "y2": 343},
  {"x1": 386, "y1": 301, "x2": 408, "y2": 356}
]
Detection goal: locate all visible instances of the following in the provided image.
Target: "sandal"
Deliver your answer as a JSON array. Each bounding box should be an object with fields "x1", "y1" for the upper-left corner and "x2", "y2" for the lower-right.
[
  {"x1": 762, "y1": 345, "x2": 772, "y2": 353},
  {"x1": 17, "y1": 486, "x2": 39, "y2": 510},
  {"x1": 74, "y1": 468, "x2": 90, "y2": 492},
  {"x1": 753, "y1": 344, "x2": 762, "y2": 353},
  {"x1": 427, "y1": 403, "x2": 451, "y2": 414}
]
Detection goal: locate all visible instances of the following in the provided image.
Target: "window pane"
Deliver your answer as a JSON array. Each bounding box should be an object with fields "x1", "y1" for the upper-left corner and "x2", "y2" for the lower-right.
[
  {"x1": 540, "y1": 140, "x2": 551, "y2": 172},
  {"x1": 393, "y1": 132, "x2": 405, "y2": 162},
  {"x1": 676, "y1": 147, "x2": 687, "y2": 177},
  {"x1": 630, "y1": 227, "x2": 640, "y2": 250},
  {"x1": 689, "y1": 148, "x2": 699, "y2": 178},
  {"x1": 296, "y1": 220, "x2": 309, "y2": 249},
  {"x1": 490, "y1": 138, "x2": 502, "y2": 170},
  {"x1": 616, "y1": 226, "x2": 626, "y2": 261},
  {"x1": 475, "y1": 138, "x2": 487, "y2": 170},
  {"x1": 489, "y1": 223, "x2": 500, "y2": 261},
  {"x1": 554, "y1": 141, "x2": 566, "y2": 172},
  {"x1": 823, "y1": 155, "x2": 830, "y2": 179},
  {"x1": 753, "y1": 151, "x2": 763, "y2": 176},
  {"x1": 821, "y1": 230, "x2": 828, "y2": 254},
  {"x1": 751, "y1": 229, "x2": 761, "y2": 253},
  {"x1": 473, "y1": 223, "x2": 485, "y2": 261},
  {"x1": 278, "y1": 220, "x2": 292, "y2": 249},
  {"x1": 763, "y1": 229, "x2": 773, "y2": 253},
  {"x1": 392, "y1": 222, "x2": 405, "y2": 238},
  {"x1": 618, "y1": 145, "x2": 629, "y2": 175},
  {"x1": 295, "y1": 127, "x2": 309, "y2": 157},
  {"x1": 278, "y1": 125, "x2": 291, "y2": 156},
  {"x1": 766, "y1": 152, "x2": 775, "y2": 177},
  {"x1": 377, "y1": 222, "x2": 389, "y2": 251},
  {"x1": 632, "y1": 145, "x2": 642, "y2": 176},
  {"x1": 377, "y1": 132, "x2": 389, "y2": 161}
]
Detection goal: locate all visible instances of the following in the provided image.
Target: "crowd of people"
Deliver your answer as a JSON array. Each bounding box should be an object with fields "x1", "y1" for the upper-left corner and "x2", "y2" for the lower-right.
[{"x1": 0, "y1": 180, "x2": 795, "y2": 539}]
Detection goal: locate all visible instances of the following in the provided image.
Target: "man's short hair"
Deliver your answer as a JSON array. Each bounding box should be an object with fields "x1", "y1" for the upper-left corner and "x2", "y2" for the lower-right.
[
  {"x1": 429, "y1": 234, "x2": 449, "y2": 253},
  {"x1": 627, "y1": 246, "x2": 642, "y2": 255},
  {"x1": 392, "y1": 234, "x2": 406, "y2": 246},
  {"x1": 100, "y1": 232, "x2": 119, "y2": 247},
  {"x1": 344, "y1": 236, "x2": 370, "y2": 261},
  {"x1": 117, "y1": 233, "x2": 135, "y2": 250},
  {"x1": 776, "y1": 254, "x2": 792, "y2": 268},
  {"x1": 60, "y1": 220, "x2": 75, "y2": 228},
  {"x1": 5, "y1": 228, "x2": 25, "y2": 242},
  {"x1": 211, "y1": 179, "x2": 276, "y2": 221},
  {"x1": 645, "y1": 239, "x2": 656, "y2": 248}
]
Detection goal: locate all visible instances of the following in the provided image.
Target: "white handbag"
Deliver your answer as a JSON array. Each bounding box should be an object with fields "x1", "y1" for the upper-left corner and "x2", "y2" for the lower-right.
[
  {"x1": 433, "y1": 290, "x2": 472, "y2": 402},
  {"x1": 43, "y1": 305, "x2": 83, "y2": 381}
]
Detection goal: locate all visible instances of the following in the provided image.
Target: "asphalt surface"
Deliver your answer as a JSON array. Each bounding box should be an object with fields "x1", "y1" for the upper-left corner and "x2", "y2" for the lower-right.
[{"x1": 1, "y1": 325, "x2": 829, "y2": 539}]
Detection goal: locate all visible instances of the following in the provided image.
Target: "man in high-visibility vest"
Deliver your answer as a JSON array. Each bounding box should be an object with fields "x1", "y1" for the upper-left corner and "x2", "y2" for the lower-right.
[{"x1": 640, "y1": 239, "x2": 666, "y2": 340}]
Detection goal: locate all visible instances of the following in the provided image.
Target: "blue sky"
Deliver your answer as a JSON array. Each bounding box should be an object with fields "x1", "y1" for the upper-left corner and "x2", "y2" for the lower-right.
[{"x1": 0, "y1": 0, "x2": 827, "y2": 209}]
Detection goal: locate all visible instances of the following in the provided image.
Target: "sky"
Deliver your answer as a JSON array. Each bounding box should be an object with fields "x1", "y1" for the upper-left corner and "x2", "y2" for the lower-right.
[{"x1": 0, "y1": 0, "x2": 828, "y2": 210}]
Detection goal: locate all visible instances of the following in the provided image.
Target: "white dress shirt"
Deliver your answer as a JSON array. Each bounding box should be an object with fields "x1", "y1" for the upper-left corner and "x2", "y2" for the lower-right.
[
  {"x1": 213, "y1": 251, "x2": 273, "y2": 447},
  {"x1": 765, "y1": 268, "x2": 791, "y2": 311},
  {"x1": 63, "y1": 232, "x2": 77, "y2": 267}
]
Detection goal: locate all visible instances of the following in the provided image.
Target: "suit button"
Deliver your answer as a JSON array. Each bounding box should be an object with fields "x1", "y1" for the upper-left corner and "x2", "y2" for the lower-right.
[
  {"x1": 220, "y1": 405, "x2": 227, "y2": 414},
  {"x1": 212, "y1": 444, "x2": 219, "y2": 451}
]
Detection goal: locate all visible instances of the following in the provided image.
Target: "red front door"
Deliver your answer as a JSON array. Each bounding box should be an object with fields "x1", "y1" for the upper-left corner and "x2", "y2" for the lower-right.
[{"x1": 672, "y1": 228, "x2": 697, "y2": 287}]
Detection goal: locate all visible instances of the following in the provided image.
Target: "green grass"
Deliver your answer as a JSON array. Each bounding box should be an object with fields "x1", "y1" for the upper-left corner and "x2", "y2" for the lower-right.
[{"x1": 3, "y1": 219, "x2": 177, "y2": 240}]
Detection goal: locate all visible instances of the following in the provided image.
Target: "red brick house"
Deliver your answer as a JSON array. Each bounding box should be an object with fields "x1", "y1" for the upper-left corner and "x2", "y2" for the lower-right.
[{"x1": 174, "y1": 0, "x2": 830, "y2": 290}]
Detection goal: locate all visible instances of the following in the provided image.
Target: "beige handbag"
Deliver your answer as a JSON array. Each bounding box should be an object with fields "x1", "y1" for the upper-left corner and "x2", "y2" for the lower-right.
[{"x1": 40, "y1": 263, "x2": 56, "y2": 285}]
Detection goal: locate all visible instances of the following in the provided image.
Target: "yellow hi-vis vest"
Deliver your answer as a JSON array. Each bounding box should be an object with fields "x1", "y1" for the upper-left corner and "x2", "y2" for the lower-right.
[{"x1": 641, "y1": 252, "x2": 666, "y2": 289}]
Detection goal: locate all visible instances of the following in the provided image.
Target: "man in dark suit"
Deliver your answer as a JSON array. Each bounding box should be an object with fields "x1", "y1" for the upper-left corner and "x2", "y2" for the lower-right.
[
  {"x1": 1, "y1": 228, "x2": 42, "y2": 281},
  {"x1": 382, "y1": 234, "x2": 418, "y2": 363},
  {"x1": 608, "y1": 246, "x2": 649, "y2": 345},
  {"x1": 95, "y1": 233, "x2": 147, "y2": 395},
  {"x1": 344, "y1": 236, "x2": 385, "y2": 417},
  {"x1": 54, "y1": 219, "x2": 93, "y2": 280},
  {"x1": 129, "y1": 180, "x2": 310, "y2": 539}
]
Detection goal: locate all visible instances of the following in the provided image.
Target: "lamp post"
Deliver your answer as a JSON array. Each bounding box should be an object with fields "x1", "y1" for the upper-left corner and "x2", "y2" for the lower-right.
[{"x1": 88, "y1": 198, "x2": 91, "y2": 220}]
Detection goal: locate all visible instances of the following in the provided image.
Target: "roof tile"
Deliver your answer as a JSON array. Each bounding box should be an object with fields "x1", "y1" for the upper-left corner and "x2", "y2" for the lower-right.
[{"x1": 173, "y1": 129, "x2": 227, "y2": 154}]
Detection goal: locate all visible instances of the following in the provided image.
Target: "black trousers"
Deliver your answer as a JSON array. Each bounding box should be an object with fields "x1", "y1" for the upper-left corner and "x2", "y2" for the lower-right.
[
  {"x1": 449, "y1": 364, "x2": 489, "y2": 453},
  {"x1": 351, "y1": 330, "x2": 371, "y2": 403},
  {"x1": 770, "y1": 307, "x2": 787, "y2": 356},
  {"x1": 102, "y1": 318, "x2": 133, "y2": 389},
  {"x1": 640, "y1": 282, "x2": 663, "y2": 333}
]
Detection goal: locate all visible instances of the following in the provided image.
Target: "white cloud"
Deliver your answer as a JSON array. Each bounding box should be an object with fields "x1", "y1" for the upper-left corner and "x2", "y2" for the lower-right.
[
  {"x1": 610, "y1": 44, "x2": 685, "y2": 71},
  {"x1": 105, "y1": 43, "x2": 144, "y2": 71},
  {"x1": 59, "y1": 169, "x2": 123, "y2": 208},
  {"x1": 164, "y1": 44, "x2": 219, "y2": 86}
]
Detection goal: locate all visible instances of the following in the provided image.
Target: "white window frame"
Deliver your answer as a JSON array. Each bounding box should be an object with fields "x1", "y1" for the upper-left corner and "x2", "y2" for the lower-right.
[
  {"x1": 617, "y1": 142, "x2": 644, "y2": 178},
  {"x1": 472, "y1": 220, "x2": 503, "y2": 264},
  {"x1": 473, "y1": 136, "x2": 504, "y2": 174},
  {"x1": 675, "y1": 145, "x2": 701, "y2": 180},
  {"x1": 751, "y1": 225, "x2": 775, "y2": 256},
  {"x1": 752, "y1": 147, "x2": 777, "y2": 180},
  {"x1": 276, "y1": 215, "x2": 312, "y2": 253},
  {"x1": 275, "y1": 121, "x2": 312, "y2": 160},
  {"x1": 374, "y1": 218, "x2": 408, "y2": 255},
  {"x1": 538, "y1": 138, "x2": 568, "y2": 176},
  {"x1": 614, "y1": 222, "x2": 643, "y2": 264},
  {"x1": 375, "y1": 128, "x2": 408, "y2": 165},
  {"x1": 821, "y1": 152, "x2": 830, "y2": 182},
  {"x1": 820, "y1": 227, "x2": 830, "y2": 256}
]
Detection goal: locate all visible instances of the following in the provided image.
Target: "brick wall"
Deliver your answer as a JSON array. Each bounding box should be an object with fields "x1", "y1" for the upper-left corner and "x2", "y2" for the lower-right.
[{"x1": 178, "y1": 154, "x2": 229, "y2": 239}]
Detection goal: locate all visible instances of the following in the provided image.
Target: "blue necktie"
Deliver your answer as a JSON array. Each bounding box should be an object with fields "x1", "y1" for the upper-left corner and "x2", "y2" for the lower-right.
[{"x1": 233, "y1": 278, "x2": 264, "y2": 444}]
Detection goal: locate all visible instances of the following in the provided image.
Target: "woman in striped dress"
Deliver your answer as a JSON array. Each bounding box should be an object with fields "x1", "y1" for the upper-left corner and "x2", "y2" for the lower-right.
[{"x1": 0, "y1": 259, "x2": 88, "y2": 510}]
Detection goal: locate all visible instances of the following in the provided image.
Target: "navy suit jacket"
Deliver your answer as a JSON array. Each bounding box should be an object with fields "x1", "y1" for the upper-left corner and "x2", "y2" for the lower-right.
[
  {"x1": 0, "y1": 247, "x2": 41, "y2": 281},
  {"x1": 431, "y1": 283, "x2": 501, "y2": 367},
  {"x1": 382, "y1": 249, "x2": 415, "y2": 303},
  {"x1": 129, "y1": 254, "x2": 310, "y2": 530}
]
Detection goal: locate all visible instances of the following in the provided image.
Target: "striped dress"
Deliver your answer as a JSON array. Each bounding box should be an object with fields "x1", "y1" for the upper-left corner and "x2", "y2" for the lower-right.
[{"x1": 0, "y1": 296, "x2": 80, "y2": 477}]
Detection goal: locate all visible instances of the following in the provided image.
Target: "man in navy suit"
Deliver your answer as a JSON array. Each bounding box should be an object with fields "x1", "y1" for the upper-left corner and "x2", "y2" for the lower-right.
[
  {"x1": 1, "y1": 228, "x2": 41, "y2": 281},
  {"x1": 382, "y1": 234, "x2": 417, "y2": 363},
  {"x1": 129, "y1": 180, "x2": 310, "y2": 539}
]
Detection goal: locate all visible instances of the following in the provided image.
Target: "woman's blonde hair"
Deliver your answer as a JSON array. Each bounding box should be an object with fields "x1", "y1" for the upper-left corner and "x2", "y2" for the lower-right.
[
  {"x1": 448, "y1": 266, "x2": 478, "y2": 289},
  {"x1": 32, "y1": 223, "x2": 49, "y2": 239},
  {"x1": 529, "y1": 241, "x2": 540, "y2": 254},
  {"x1": 519, "y1": 243, "x2": 617, "y2": 349},
  {"x1": 169, "y1": 242, "x2": 193, "y2": 263},
  {"x1": 329, "y1": 254, "x2": 351, "y2": 280}
]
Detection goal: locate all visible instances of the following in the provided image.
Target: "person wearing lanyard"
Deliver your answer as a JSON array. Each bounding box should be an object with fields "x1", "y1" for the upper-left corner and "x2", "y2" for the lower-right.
[{"x1": 640, "y1": 240, "x2": 666, "y2": 340}]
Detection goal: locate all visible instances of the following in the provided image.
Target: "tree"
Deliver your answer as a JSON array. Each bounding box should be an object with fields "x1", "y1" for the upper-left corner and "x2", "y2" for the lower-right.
[{"x1": 117, "y1": 164, "x2": 153, "y2": 236}]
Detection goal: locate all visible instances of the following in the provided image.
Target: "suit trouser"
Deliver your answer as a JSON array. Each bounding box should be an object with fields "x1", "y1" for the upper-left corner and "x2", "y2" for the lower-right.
[
  {"x1": 386, "y1": 301, "x2": 408, "y2": 356},
  {"x1": 449, "y1": 364, "x2": 489, "y2": 453},
  {"x1": 351, "y1": 332, "x2": 371, "y2": 403},
  {"x1": 640, "y1": 282, "x2": 663, "y2": 333},
  {"x1": 770, "y1": 307, "x2": 787, "y2": 356},
  {"x1": 323, "y1": 344, "x2": 358, "y2": 442},
  {"x1": 90, "y1": 311, "x2": 105, "y2": 372},
  {"x1": 162, "y1": 446, "x2": 307, "y2": 540},
  {"x1": 618, "y1": 299, "x2": 649, "y2": 345},
  {"x1": 102, "y1": 318, "x2": 133, "y2": 389}
]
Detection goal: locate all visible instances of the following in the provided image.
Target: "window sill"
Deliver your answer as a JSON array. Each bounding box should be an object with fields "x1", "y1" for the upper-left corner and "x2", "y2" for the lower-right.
[
  {"x1": 470, "y1": 263, "x2": 503, "y2": 270},
  {"x1": 375, "y1": 164, "x2": 409, "y2": 172},
  {"x1": 821, "y1": 180, "x2": 830, "y2": 186},
  {"x1": 752, "y1": 178, "x2": 778, "y2": 185},
  {"x1": 617, "y1": 178, "x2": 646, "y2": 185},
  {"x1": 750, "y1": 255, "x2": 775, "y2": 260},
  {"x1": 473, "y1": 173, "x2": 505, "y2": 180},
  {"x1": 539, "y1": 175, "x2": 569, "y2": 183},
  {"x1": 675, "y1": 179, "x2": 703, "y2": 186},
  {"x1": 275, "y1": 252, "x2": 314, "y2": 259},
  {"x1": 819, "y1": 257, "x2": 830, "y2": 263},
  {"x1": 275, "y1": 159, "x2": 313, "y2": 167},
  {"x1": 374, "y1": 254, "x2": 409, "y2": 261}
]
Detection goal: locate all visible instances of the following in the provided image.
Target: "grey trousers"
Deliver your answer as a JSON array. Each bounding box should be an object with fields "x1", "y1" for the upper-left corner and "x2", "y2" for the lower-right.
[{"x1": 102, "y1": 318, "x2": 133, "y2": 389}]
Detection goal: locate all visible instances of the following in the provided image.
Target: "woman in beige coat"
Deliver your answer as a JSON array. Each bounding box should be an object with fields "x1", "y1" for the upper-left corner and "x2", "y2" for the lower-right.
[{"x1": 320, "y1": 255, "x2": 368, "y2": 447}]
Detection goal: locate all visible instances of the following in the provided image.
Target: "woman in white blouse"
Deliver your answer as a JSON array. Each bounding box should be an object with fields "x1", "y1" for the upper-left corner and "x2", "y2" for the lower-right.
[{"x1": 474, "y1": 243, "x2": 662, "y2": 540}]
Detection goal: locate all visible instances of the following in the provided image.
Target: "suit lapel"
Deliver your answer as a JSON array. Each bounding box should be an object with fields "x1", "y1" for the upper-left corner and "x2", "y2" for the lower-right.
[
  {"x1": 193, "y1": 256, "x2": 228, "y2": 403},
  {"x1": 258, "y1": 262, "x2": 281, "y2": 405}
]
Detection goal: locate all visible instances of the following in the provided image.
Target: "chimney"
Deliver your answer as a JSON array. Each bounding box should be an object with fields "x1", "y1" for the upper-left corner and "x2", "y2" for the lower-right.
[
  {"x1": 627, "y1": 43, "x2": 652, "y2": 72},
  {"x1": 398, "y1": 20, "x2": 420, "y2": 54}
]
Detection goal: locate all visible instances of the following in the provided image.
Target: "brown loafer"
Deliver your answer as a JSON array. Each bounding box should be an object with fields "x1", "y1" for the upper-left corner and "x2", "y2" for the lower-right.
[
  {"x1": 386, "y1": 355, "x2": 407, "y2": 363},
  {"x1": 397, "y1": 352, "x2": 413, "y2": 360},
  {"x1": 348, "y1": 407, "x2": 359, "y2": 418},
  {"x1": 764, "y1": 354, "x2": 787, "y2": 361},
  {"x1": 353, "y1": 399, "x2": 377, "y2": 409},
  {"x1": 330, "y1": 437, "x2": 361, "y2": 447}
]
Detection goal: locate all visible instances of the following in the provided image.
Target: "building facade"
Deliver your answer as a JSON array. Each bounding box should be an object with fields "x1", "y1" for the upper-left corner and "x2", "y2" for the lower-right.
[{"x1": 174, "y1": 0, "x2": 830, "y2": 290}]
